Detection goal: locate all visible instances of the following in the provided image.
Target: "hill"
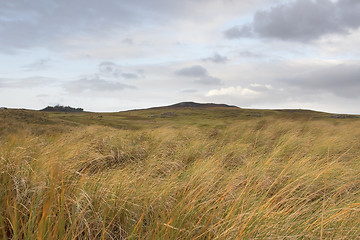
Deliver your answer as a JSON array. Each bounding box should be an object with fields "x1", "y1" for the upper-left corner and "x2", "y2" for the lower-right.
[
  {"x1": 153, "y1": 101, "x2": 239, "y2": 109},
  {"x1": 0, "y1": 104, "x2": 359, "y2": 239}
]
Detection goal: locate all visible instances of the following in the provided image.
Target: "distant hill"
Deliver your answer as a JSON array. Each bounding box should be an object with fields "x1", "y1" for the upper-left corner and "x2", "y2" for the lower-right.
[
  {"x1": 41, "y1": 105, "x2": 84, "y2": 112},
  {"x1": 152, "y1": 101, "x2": 239, "y2": 109}
]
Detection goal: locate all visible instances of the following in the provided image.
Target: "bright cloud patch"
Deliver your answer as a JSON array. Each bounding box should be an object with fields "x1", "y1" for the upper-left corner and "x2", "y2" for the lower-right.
[
  {"x1": 250, "y1": 83, "x2": 273, "y2": 89},
  {"x1": 206, "y1": 86, "x2": 259, "y2": 98}
]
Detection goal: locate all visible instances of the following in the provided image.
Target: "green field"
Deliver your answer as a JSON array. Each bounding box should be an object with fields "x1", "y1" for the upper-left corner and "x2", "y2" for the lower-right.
[{"x1": 1, "y1": 105, "x2": 359, "y2": 239}]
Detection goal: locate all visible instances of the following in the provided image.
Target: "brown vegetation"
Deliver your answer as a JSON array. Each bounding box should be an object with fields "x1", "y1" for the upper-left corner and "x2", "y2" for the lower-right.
[{"x1": 0, "y1": 107, "x2": 359, "y2": 239}]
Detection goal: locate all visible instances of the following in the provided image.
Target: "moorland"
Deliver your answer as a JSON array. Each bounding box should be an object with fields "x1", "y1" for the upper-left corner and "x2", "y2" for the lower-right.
[{"x1": 0, "y1": 102, "x2": 359, "y2": 239}]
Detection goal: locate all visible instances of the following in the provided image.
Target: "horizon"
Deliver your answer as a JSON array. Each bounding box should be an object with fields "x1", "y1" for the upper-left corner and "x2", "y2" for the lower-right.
[
  {"x1": 1, "y1": 101, "x2": 359, "y2": 115},
  {"x1": 1, "y1": 0, "x2": 360, "y2": 114}
]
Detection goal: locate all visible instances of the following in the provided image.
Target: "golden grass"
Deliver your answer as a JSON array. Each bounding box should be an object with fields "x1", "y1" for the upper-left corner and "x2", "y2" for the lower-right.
[{"x1": 0, "y1": 109, "x2": 359, "y2": 239}]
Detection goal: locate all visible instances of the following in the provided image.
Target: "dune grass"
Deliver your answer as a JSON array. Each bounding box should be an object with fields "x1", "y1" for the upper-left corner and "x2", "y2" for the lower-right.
[{"x1": 0, "y1": 108, "x2": 359, "y2": 239}]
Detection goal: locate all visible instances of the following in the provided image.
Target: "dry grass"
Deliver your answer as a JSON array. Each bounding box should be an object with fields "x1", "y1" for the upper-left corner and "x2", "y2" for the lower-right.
[{"x1": 0, "y1": 109, "x2": 359, "y2": 239}]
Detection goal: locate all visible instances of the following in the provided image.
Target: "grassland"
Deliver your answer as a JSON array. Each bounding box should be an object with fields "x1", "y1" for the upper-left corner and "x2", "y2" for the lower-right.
[{"x1": 0, "y1": 106, "x2": 359, "y2": 239}]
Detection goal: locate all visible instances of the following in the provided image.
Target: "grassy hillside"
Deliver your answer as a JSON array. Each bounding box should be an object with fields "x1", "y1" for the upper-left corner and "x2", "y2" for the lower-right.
[{"x1": 0, "y1": 106, "x2": 359, "y2": 239}]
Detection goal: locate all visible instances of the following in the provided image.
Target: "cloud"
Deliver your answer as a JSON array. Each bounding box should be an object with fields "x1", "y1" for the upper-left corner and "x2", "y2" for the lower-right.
[
  {"x1": 250, "y1": 83, "x2": 273, "y2": 90},
  {"x1": 98, "y1": 61, "x2": 139, "y2": 79},
  {"x1": 238, "y1": 51, "x2": 264, "y2": 58},
  {"x1": 64, "y1": 76, "x2": 136, "y2": 93},
  {"x1": 175, "y1": 65, "x2": 208, "y2": 77},
  {"x1": 36, "y1": 94, "x2": 50, "y2": 98},
  {"x1": 180, "y1": 89, "x2": 198, "y2": 93},
  {"x1": 206, "y1": 86, "x2": 259, "y2": 98},
  {"x1": 98, "y1": 61, "x2": 122, "y2": 77},
  {"x1": 175, "y1": 65, "x2": 222, "y2": 85},
  {"x1": 338, "y1": 0, "x2": 360, "y2": 28},
  {"x1": 280, "y1": 63, "x2": 360, "y2": 98},
  {"x1": 62, "y1": 61, "x2": 139, "y2": 94},
  {"x1": 195, "y1": 76, "x2": 222, "y2": 85},
  {"x1": 203, "y1": 53, "x2": 228, "y2": 63},
  {"x1": 121, "y1": 73, "x2": 138, "y2": 79},
  {"x1": 224, "y1": 25, "x2": 253, "y2": 39},
  {"x1": 225, "y1": 0, "x2": 360, "y2": 42},
  {"x1": 0, "y1": 76, "x2": 54, "y2": 88},
  {"x1": 202, "y1": 82, "x2": 295, "y2": 109},
  {"x1": 22, "y1": 58, "x2": 53, "y2": 71},
  {"x1": 122, "y1": 38, "x2": 134, "y2": 45},
  {"x1": 0, "y1": 0, "x2": 262, "y2": 53},
  {"x1": 0, "y1": 0, "x2": 142, "y2": 52}
]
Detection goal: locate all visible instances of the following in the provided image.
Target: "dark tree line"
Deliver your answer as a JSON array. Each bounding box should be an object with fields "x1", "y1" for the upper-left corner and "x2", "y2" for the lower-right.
[{"x1": 41, "y1": 105, "x2": 84, "y2": 112}]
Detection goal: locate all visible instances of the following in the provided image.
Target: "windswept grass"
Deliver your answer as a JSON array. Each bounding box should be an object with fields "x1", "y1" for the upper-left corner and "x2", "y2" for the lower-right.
[{"x1": 0, "y1": 108, "x2": 359, "y2": 239}]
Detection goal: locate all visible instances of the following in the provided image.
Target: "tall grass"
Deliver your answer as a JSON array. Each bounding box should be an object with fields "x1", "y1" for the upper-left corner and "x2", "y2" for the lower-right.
[{"x1": 1, "y1": 113, "x2": 360, "y2": 239}]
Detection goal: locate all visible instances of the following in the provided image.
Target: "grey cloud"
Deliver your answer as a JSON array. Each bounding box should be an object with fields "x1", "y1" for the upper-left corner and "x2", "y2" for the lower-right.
[
  {"x1": 64, "y1": 61, "x2": 139, "y2": 93},
  {"x1": 0, "y1": 0, "x2": 247, "y2": 53},
  {"x1": 203, "y1": 53, "x2": 228, "y2": 63},
  {"x1": 238, "y1": 51, "x2": 264, "y2": 58},
  {"x1": 195, "y1": 76, "x2": 222, "y2": 85},
  {"x1": 175, "y1": 65, "x2": 208, "y2": 77},
  {"x1": 181, "y1": 89, "x2": 198, "y2": 93},
  {"x1": 224, "y1": 25, "x2": 253, "y2": 39},
  {"x1": 64, "y1": 76, "x2": 137, "y2": 93},
  {"x1": 225, "y1": 0, "x2": 360, "y2": 42},
  {"x1": 0, "y1": 0, "x2": 140, "y2": 52},
  {"x1": 338, "y1": 0, "x2": 360, "y2": 28},
  {"x1": 280, "y1": 64, "x2": 360, "y2": 98},
  {"x1": 121, "y1": 73, "x2": 138, "y2": 79},
  {"x1": 0, "y1": 76, "x2": 54, "y2": 88},
  {"x1": 98, "y1": 61, "x2": 139, "y2": 79},
  {"x1": 122, "y1": 38, "x2": 134, "y2": 45},
  {"x1": 136, "y1": 69, "x2": 145, "y2": 78},
  {"x1": 99, "y1": 62, "x2": 121, "y2": 75},
  {"x1": 175, "y1": 65, "x2": 222, "y2": 85}
]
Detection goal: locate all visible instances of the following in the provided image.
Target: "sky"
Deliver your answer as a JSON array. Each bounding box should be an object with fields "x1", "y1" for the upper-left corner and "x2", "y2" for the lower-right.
[{"x1": 1, "y1": 0, "x2": 360, "y2": 113}]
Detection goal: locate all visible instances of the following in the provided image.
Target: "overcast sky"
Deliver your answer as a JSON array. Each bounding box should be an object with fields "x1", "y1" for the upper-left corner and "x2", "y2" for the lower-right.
[{"x1": 1, "y1": 0, "x2": 360, "y2": 113}]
